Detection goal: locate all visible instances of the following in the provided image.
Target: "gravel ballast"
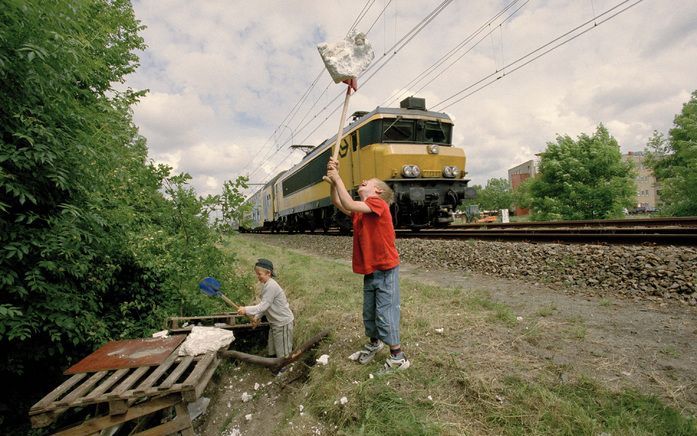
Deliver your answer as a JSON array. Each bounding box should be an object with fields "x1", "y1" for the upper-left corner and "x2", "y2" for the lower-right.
[{"x1": 249, "y1": 234, "x2": 697, "y2": 305}]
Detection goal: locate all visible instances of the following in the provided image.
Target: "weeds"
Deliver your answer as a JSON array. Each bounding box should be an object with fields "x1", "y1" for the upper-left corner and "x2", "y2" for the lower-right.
[{"x1": 217, "y1": 234, "x2": 696, "y2": 435}]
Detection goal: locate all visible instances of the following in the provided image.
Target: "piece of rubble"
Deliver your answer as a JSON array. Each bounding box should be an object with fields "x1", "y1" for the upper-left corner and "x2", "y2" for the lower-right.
[
  {"x1": 178, "y1": 326, "x2": 235, "y2": 356},
  {"x1": 317, "y1": 31, "x2": 374, "y2": 83},
  {"x1": 317, "y1": 354, "x2": 329, "y2": 365},
  {"x1": 241, "y1": 392, "x2": 252, "y2": 402}
]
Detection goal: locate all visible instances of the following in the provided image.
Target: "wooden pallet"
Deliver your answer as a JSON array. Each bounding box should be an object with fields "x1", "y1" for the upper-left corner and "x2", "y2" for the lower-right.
[{"x1": 29, "y1": 349, "x2": 219, "y2": 428}]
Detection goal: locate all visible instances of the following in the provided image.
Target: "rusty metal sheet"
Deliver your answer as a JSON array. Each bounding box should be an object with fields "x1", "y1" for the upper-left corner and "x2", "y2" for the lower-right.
[{"x1": 64, "y1": 336, "x2": 186, "y2": 375}]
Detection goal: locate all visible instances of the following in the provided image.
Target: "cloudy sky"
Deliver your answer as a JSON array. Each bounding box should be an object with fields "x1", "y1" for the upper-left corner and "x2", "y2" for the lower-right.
[{"x1": 123, "y1": 0, "x2": 697, "y2": 196}]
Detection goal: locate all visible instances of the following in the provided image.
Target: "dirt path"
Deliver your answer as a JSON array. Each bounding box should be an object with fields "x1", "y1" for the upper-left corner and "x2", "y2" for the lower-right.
[{"x1": 400, "y1": 262, "x2": 697, "y2": 416}]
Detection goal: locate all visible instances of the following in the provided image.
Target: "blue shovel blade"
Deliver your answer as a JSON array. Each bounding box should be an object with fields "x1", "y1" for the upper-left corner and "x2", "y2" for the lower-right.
[{"x1": 199, "y1": 277, "x2": 221, "y2": 297}]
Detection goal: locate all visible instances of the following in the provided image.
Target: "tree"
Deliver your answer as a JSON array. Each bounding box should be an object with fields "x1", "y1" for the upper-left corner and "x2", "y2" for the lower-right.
[
  {"x1": 219, "y1": 176, "x2": 252, "y2": 231},
  {"x1": 527, "y1": 125, "x2": 635, "y2": 220},
  {"x1": 644, "y1": 91, "x2": 697, "y2": 215},
  {"x1": 0, "y1": 2, "x2": 240, "y2": 431},
  {"x1": 476, "y1": 178, "x2": 513, "y2": 211}
]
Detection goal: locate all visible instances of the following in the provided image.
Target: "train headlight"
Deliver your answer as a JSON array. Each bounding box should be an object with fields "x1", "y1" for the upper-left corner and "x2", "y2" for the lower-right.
[
  {"x1": 401, "y1": 165, "x2": 421, "y2": 178},
  {"x1": 427, "y1": 144, "x2": 439, "y2": 154},
  {"x1": 443, "y1": 166, "x2": 460, "y2": 178}
]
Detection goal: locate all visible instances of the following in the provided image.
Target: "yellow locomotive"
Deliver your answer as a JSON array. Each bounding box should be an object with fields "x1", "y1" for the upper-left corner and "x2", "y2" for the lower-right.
[{"x1": 246, "y1": 97, "x2": 475, "y2": 232}]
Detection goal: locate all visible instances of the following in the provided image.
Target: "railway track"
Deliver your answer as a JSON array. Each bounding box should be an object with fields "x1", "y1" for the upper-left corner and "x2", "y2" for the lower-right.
[
  {"x1": 248, "y1": 217, "x2": 697, "y2": 245},
  {"x1": 397, "y1": 216, "x2": 697, "y2": 245}
]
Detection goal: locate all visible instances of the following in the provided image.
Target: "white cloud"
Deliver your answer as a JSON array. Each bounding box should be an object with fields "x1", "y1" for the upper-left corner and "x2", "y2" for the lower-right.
[{"x1": 125, "y1": 0, "x2": 697, "y2": 196}]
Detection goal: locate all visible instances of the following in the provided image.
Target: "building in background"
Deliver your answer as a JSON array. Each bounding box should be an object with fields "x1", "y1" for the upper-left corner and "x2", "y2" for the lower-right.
[
  {"x1": 623, "y1": 151, "x2": 660, "y2": 212},
  {"x1": 508, "y1": 159, "x2": 537, "y2": 216}
]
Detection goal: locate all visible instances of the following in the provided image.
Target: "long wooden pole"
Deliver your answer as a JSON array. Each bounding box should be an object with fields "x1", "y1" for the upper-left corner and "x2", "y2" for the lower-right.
[
  {"x1": 219, "y1": 330, "x2": 330, "y2": 371},
  {"x1": 323, "y1": 85, "x2": 352, "y2": 183}
]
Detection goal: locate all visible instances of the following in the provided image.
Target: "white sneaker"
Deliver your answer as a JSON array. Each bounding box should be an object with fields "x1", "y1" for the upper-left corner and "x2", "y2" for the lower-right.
[
  {"x1": 380, "y1": 354, "x2": 411, "y2": 373},
  {"x1": 356, "y1": 340, "x2": 384, "y2": 364}
]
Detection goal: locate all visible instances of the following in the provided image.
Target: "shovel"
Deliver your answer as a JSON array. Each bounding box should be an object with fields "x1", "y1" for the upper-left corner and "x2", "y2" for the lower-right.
[
  {"x1": 318, "y1": 31, "x2": 374, "y2": 182},
  {"x1": 198, "y1": 277, "x2": 240, "y2": 309}
]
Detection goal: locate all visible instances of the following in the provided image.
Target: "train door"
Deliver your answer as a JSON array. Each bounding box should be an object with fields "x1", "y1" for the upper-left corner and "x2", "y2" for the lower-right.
[
  {"x1": 348, "y1": 131, "x2": 360, "y2": 190},
  {"x1": 336, "y1": 131, "x2": 357, "y2": 189}
]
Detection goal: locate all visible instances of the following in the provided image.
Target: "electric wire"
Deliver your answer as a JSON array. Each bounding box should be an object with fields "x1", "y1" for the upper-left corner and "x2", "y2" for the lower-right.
[
  {"x1": 432, "y1": 0, "x2": 643, "y2": 111},
  {"x1": 247, "y1": 0, "x2": 455, "y2": 187},
  {"x1": 379, "y1": 0, "x2": 525, "y2": 108}
]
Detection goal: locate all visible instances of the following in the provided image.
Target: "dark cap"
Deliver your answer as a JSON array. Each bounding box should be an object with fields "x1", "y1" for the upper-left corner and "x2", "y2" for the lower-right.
[{"x1": 255, "y1": 258, "x2": 276, "y2": 277}]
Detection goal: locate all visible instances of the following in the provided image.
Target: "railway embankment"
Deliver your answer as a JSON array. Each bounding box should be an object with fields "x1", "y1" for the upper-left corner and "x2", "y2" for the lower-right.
[{"x1": 252, "y1": 234, "x2": 697, "y2": 305}]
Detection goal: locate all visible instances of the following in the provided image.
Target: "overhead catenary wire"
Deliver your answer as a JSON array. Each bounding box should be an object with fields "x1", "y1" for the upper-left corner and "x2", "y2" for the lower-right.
[
  {"x1": 432, "y1": 0, "x2": 645, "y2": 111},
  {"x1": 380, "y1": 0, "x2": 526, "y2": 108},
  {"x1": 244, "y1": 1, "x2": 380, "y2": 183},
  {"x1": 246, "y1": 0, "x2": 454, "y2": 187}
]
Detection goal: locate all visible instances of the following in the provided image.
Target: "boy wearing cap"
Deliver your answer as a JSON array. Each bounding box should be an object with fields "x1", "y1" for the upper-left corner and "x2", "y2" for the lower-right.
[
  {"x1": 326, "y1": 157, "x2": 410, "y2": 372},
  {"x1": 238, "y1": 259, "x2": 294, "y2": 358}
]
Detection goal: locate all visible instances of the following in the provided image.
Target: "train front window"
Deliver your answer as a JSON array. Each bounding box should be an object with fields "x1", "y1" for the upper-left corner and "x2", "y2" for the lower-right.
[
  {"x1": 424, "y1": 121, "x2": 451, "y2": 144},
  {"x1": 382, "y1": 119, "x2": 414, "y2": 142}
]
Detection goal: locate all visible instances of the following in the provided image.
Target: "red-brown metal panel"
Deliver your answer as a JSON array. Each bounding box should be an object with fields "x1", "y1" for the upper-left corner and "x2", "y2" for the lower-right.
[{"x1": 64, "y1": 336, "x2": 186, "y2": 375}]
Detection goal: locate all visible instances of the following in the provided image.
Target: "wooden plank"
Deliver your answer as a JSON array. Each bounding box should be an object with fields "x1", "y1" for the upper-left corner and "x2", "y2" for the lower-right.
[
  {"x1": 180, "y1": 353, "x2": 215, "y2": 388},
  {"x1": 52, "y1": 395, "x2": 181, "y2": 436},
  {"x1": 56, "y1": 371, "x2": 109, "y2": 406},
  {"x1": 30, "y1": 373, "x2": 87, "y2": 413},
  {"x1": 184, "y1": 355, "x2": 219, "y2": 402},
  {"x1": 109, "y1": 366, "x2": 149, "y2": 396},
  {"x1": 82, "y1": 368, "x2": 130, "y2": 400},
  {"x1": 131, "y1": 349, "x2": 179, "y2": 394},
  {"x1": 158, "y1": 356, "x2": 194, "y2": 390},
  {"x1": 133, "y1": 402, "x2": 193, "y2": 436}
]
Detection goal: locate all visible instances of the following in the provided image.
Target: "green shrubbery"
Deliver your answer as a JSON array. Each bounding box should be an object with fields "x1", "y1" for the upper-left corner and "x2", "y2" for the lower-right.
[{"x1": 0, "y1": 1, "x2": 243, "y2": 430}]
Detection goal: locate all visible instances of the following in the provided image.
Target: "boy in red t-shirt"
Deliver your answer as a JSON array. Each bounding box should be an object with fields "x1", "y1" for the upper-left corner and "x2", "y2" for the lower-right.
[{"x1": 327, "y1": 157, "x2": 410, "y2": 372}]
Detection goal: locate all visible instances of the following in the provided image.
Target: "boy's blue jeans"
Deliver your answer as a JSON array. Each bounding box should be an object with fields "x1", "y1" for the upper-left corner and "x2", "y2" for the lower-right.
[{"x1": 362, "y1": 265, "x2": 400, "y2": 346}]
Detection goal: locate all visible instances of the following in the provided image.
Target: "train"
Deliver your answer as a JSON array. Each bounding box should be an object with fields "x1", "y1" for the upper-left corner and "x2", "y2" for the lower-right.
[{"x1": 243, "y1": 97, "x2": 475, "y2": 232}]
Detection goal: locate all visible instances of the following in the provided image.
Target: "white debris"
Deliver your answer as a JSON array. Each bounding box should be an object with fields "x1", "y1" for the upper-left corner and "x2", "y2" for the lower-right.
[
  {"x1": 299, "y1": 405, "x2": 304, "y2": 412},
  {"x1": 317, "y1": 31, "x2": 374, "y2": 83},
  {"x1": 267, "y1": 381, "x2": 273, "y2": 386},
  {"x1": 151, "y1": 330, "x2": 168, "y2": 338},
  {"x1": 516, "y1": 316, "x2": 524, "y2": 322},
  {"x1": 241, "y1": 392, "x2": 252, "y2": 402},
  {"x1": 348, "y1": 351, "x2": 362, "y2": 361},
  {"x1": 435, "y1": 328, "x2": 444, "y2": 334},
  {"x1": 369, "y1": 373, "x2": 374, "y2": 379},
  {"x1": 254, "y1": 383, "x2": 261, "y2": 390},
  {"x1": 222, "y1": 427, "x2": 241, "y2": 436},
  {"x1": 339, "y1": 396, "x2": 348, "y2": 405},
  {"x1": 187, "y1": 396, "x2": 210, "y2": 421},
  {"x1": 245, "y1": 414, "x2": 252, "y2": 421},
  {"x1": 317, "y1": 354, "x2": 330, "y2": 365},
  {"x1": 227, "y1": 401, "x2": 231, "y2": 408},
  {"x1": 178, "y1": 326, "x2": 235, "y2": 356},
  {"x1": 427, "y1": 395, "x2": 433, "y2": 401}
]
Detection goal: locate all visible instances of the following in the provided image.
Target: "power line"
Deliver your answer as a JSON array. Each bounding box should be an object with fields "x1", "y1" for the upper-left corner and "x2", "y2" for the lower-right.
[{"x1": 432, "y1": 0, "x2": 644, "y2": 111}]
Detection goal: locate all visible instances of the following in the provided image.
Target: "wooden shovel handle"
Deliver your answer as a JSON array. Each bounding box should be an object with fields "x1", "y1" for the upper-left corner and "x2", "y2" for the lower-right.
[
  {"x1": 324, "y1": 85, "x2": 353, "y2": 184},
  {"x1": 219, "y1": 294, "x2": 239, "y2": 309}
]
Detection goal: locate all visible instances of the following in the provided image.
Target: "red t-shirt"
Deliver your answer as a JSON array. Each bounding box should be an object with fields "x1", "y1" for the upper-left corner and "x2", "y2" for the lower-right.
[{"x1": 352, "y1": 196, "x2": 400, "y2": 274}]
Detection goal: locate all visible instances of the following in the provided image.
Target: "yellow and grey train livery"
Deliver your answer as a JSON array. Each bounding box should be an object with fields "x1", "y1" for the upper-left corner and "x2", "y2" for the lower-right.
[{"x1": 244, "y1": 97, "x2": 475, "y2": 232}]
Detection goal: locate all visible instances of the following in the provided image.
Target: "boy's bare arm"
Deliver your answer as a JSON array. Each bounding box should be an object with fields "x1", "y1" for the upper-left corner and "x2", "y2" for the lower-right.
[
  {"x1": 327, "y1": 168, "x2": 372, "y2": 214},
  {"x1": 330, "y1": 183, "x2": 352, "y2": 216},
  {"x1": 327, "y1": 158, "x2": 352, "y2": 216}
]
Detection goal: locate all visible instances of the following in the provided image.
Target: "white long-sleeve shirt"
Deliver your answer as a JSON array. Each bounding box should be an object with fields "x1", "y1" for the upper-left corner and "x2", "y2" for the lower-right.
[{"x1": 243, "y1": 278, "x2": 294, "y2": 327}]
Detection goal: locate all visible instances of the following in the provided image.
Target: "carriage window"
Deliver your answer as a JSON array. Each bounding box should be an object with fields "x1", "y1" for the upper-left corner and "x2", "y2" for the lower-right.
[
  {"x1": 424, "y1": 121, "x2": 451, "y2": 144},
  {"x1": 383, "y1": 119, "x2": 414, "y2": 142}
]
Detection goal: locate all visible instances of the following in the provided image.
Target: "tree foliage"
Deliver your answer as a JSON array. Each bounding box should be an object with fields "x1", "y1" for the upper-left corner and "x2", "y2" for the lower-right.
[
  {"x1": 477, "y1": 178, "x2": 513, "y2": 211},
  {"x1": 644, "y1": 90, "x2": 697, "y2": 216},
  {"x1": 0, "y1": 1, "x2": 243, "y2": 429},
  {"x1": 525, "y1": 125, "x2": 635, "y2": 220}
]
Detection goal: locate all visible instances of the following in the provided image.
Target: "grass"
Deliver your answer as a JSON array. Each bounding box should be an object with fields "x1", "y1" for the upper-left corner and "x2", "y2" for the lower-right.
[{"x1": 216, "y1": 234, "x2": 696, "y2": 435}]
